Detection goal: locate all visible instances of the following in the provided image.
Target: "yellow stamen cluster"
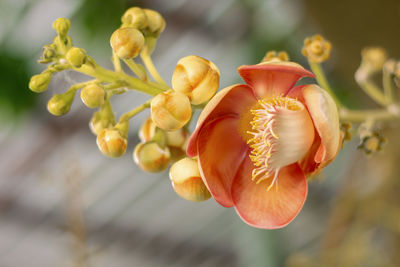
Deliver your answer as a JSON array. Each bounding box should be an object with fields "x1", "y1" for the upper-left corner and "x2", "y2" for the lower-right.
[
  {"x1": 302, "y1": 34, "x2": 332, "y2": 63},
  {"x1": 247, "y1": 97, "x2": 302, "y2": 191}
]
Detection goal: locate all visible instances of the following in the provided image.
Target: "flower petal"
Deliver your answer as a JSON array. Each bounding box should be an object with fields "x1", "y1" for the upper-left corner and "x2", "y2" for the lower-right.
[
  {"x1": 187, "y1": 84, "x2": 256, "y2": 157},
  {"x1": 301, "y1": 84, "x2": 340, "y2": 164},
  {"x1": 238, "y1": 62, "x2": 315, "y2": 98},
  {"x1": 197, "y1": 115, "x2": 248, "y2": 207},
  {"x1": 232, "y1": 155, "x2": 307, "y2": 229}
]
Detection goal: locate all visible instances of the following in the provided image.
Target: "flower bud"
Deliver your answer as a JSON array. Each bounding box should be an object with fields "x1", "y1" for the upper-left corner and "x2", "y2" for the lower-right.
[
  {"x1": 66, "y1": 47, "x2": 86, "y2": 67},
  {"x1": 97, "y1": 123, "x2": 128, "y2": 158},
  {"x1": 261, "y1": 51, "x2": 289, "y2": 63},
  {"x1": 360, "y1": 47, "x2": 387, "y2": 73},
  {"x1": 52, "y1": 18, "x2": 70, "y2": 37},
  {"x1": 169, "y1": 158, "x2": 211, "y2": 202},
  {"x1": 133, "y1": 141, "x2": 171, "y2": 172},
  {"x1": 143, "y1": 9, "x2": 165, "y2": 36},
  {"x1": 302, "y1": 34, "x2": 332, "y2": 63},
  {"x1": 29, "y1": 72, "x2": 52, "y2": 93},
  {"x1": 110, "y1": 27, "x2": 145, "y2": 59},
  {"x1": 165, "y1": 128, "x2": 188, "y2": 148},
  {"x1": 150, "y1": 90, "x2": 192, "y2": 131},
  {"x1": 38, "y1": 45, "x2": 57, "y2": 64},
  {"x1": 358, "y1": 132, "x2": 387, "y2": 155},
  {"x1": 121, "y1": 7, "x2": 148, "y2": 29},
  {"x1": 89, "y1": 102, "x2": 115, "y2": 135},
  {"x1": 172, "y1": 55, "x2": 220, "y2": 105},
  {"x1": 138, "y1": 117, "x2": 157, "y2": 142},
  {"x1": 80, "y1": 84, "x2": 105, "y2": 108},
  {"x1": 47, "y1": 90, "x2": 76, "y2": 116}
]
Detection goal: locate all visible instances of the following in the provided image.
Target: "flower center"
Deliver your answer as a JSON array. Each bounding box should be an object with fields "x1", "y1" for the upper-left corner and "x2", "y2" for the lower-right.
[{"x1": 247, "y1": 96, "x2": 315, "y2": 190}]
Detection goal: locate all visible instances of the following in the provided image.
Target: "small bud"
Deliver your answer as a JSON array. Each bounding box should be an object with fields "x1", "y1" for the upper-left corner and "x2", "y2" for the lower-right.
[
  {"x1": 121, "y1": 7, "x2": 148, "y2": 29},
  {"x1": 97, "y1": 124, "x2": 128, "y2": 158},
  {"x1": 66, "y1": 47, "x2": 86, "y2": 67},
  {"x1": 29, "y1": 72, "x2": 52, "y2": 93},
  {"x1": 358, "y1": 132, "x2": 387, "y2": 155},
  {"x1": 89, "y1": 102, "x2": 115, "y2": 135},
  {"x1": 133, "y1": 141, "x2": 171, "y2": 172},
  {"x1": 138, "y1": 117, "x2": 157, "y2": 143},
  {"x1": 261, "y1": 51, "x2": 289, "y2": 63},
  {"x1": 47, "y1": 90, "x2": 76, "y2": 116},
  {"x1": 169, "y1": 157, "x2": 211, "y2": 202},
  {"x1": 172, "y1": 55, "x2": 220, "y2": 105},
  {"x1": 110, "y1": 27, "x2": 145, "y2": 59},
  {"x1": 80, "y1": 83, "x2": 105, "y2": 108},
  {"x1": 52, "y1": 18, "x2": 70, "y2": 37},
  {"x1": 340, "y1": 122, "x2": 352, "y2": 147},
  {"x1": 360, "y1": 47, "x2": 387, "y2": 73},
  {"x1": 143, "y1": 9, "x2": 166, "y2": 36},
  {"x1": 151, "y1": 90, "x2": 192, "y2": 131},
  {"x1": 302, "y1": 34, "x2": 332, "y2": 63},
  {"x1": 38, "y1": 45, "x2": 57, "y2": 64},
  {"x1": 165, "y1": 128, "x2": 188, "y2": 148}
]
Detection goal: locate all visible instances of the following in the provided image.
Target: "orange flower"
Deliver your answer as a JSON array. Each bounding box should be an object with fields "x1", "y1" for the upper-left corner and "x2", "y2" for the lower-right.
[{"x1": 187, "y1": 61, "x2": 340, "y2": 229}]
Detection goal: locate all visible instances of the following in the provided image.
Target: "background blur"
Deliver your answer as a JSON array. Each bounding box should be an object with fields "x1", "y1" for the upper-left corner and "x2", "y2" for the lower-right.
[{"x1": 1, "y1": 0, "x2": 400, "y2": 266}]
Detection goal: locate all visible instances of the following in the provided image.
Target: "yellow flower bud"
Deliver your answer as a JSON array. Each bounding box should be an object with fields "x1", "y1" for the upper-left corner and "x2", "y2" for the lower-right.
[
  {"x1": 261, "y1": 51, "x2": 289, "y2": 63},
  {"x1": 169, "y1": 158, "x2": 211, "y2": 202},
  {"x1": 121, "y1": 7, "x2": 148, "y2": 29},
  {"x1": 47, "y1": 90, "x2": 76, "y2": 116},
  {"x1": 52, "y1": 18, "x2": 70, "y2": 37},
  {"x1": 89, "y1": 102, "x2": 115, "y2": 135},
  {"x1": 138, "y1": 117, "x2": 157, "y2": 142},
  {"x1": 172, "y1": 55, "x2": 220, "y2": 105},
  {"x1": 165, "y1": 128, "x2": 188, "y2": 148},
  {"x1": 66, "y1": 47, "x2": 86, "y2": 68},
  {"x1": 133, "y1": 141, "x2": 171, "y2": 172},
  {"x1": 150, "y1": 90, "x2": 192, "y2": 131},
  {"x1": 143, "y1": 9, "x2": 165, "y2": 36},
  {"x1": 97, "y1": 125, "x2": 128, "y2": 158},
  {"x1": 29, "y1": 72, "x2": 52, "y2": 93},
  {"x1": 80, "y1": 84, "x2": 105, "y2": 108},
  {"x1": 110, "y1": 27, "x2": 145, "y2": 59},
  {"x1": 302, "y1": 34, "x2": 332, "y2": 63},
  {"x1": 360, "y1": 47, "x2": 387, "y2": 73}
]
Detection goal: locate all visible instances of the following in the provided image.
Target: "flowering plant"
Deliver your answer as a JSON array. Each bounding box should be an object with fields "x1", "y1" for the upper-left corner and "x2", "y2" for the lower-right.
[{"x1": 29, "y1": 7, "x2": 399, "y2": 229}]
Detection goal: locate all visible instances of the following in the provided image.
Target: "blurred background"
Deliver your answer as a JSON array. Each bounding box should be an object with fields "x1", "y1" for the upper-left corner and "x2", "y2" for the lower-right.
[{"x1": 1, "y1": 0, "x2": 400, "y2": 266}]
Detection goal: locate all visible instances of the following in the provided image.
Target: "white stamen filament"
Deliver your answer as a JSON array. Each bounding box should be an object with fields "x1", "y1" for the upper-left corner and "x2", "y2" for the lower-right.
[{"x1": 247, "y1": 97, "x2": 315, "y2": 191}]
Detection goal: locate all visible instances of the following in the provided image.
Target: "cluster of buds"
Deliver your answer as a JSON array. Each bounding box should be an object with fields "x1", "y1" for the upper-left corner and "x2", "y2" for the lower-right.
[
  {"x1": 261, "y1": 50, "x2": 289, "y2": 63},
  {"x1": 302, "y1": 34, "x2": 332, "y2": 63},
  {"x1": 357, "y1": 122, "x2": 387, "y2": 155}
]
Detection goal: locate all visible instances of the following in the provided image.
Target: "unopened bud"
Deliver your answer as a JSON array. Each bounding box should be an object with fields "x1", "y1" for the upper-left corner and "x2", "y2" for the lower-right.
[
  {"x1": 151, "y1": 90, "x2": 192, "y2": 131},
  {"x1": 66, "y1": 47, "x2": 86, "y2": 67},
  {"x1": 52, "y1": 18, "x2": 70, "y2": 37},
  {"x1": 133, "y1": 141, "x2": 171, "y2": 172},
  {"x1": 89, "y1": 102, "x2": 115, "y2": 135},
  {"x1": 302, "y1": 34, "x2": 332, "y2": 63},
  {"x1": 138, "y1": 117, "x2": 157, "y2": 142},
  {"x1": 360, "y1": 47, "x2": 388, "y2": 73},
  {"x1": 165, "y1": 128, "x2": 188, "y2": 148},
  {"x1": 47, "y1": 90, "x2": 76, "y2": 116},
  {"x1": 169, "y1": 158, "x2": 211, "y2": 202},
  {"x1": 110, "y1": 27, "x2": 145, "y2": 59},
  {"x1": 121, "y1": 7, "x2": 148, "y2": 29},
  {"x1": 172, "y1": 55, "x2": 220, "y2": 105},
  {"x1": 80, "y1": 83, "x2": 105, "y2": 108},
  {"x1": 261, "y1": 51, "x2": 289, "y2": 63},
  {"x1": 29, "y1": 72, "x2": 52, "y2": 93},
  {"x1": 143, "y1": 9, "x2": 165, "y2": 36},
  {"x1": 97, "y1": 124, "x2": 128, "y2": 158}
]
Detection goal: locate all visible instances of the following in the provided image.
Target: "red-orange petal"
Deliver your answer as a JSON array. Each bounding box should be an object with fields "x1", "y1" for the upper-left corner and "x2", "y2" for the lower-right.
[
  {"x1": 232, "y1": 155, "x2": 307, "y2": 229},
  {"x1": 197, "y1": 115, "x2": 248, "y2": 207},
  {"x1": 238, "y1": 62, "x2": 315, "y2": 98},
  {"x1": 187, "y1": 84, "x2": 256, "y2": 157}
]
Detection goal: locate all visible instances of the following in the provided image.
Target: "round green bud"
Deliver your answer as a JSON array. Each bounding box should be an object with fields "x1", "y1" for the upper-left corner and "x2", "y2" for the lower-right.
[
  {"x1": 66, "y1": 47, "x2": 86, "y2": 67},
  {"x1": 29, "y1": 72, "x2": 52, "y2": 93},
  {"x1": 110, "y1": 27, "x2": 145, "y2": 59},
  {"x1": 121, "y1": 7, "x2": 148, "y2": 29},
  {"x1": 47, "y1": 90, "x2": 75, "y2": 116},
  {"x1": 52, "y1": 18, "x2": 70, "y2": 37},
  {"x1": 80, "y1": 84, "x2": 105, "y2": 108},
  {"x1": 143, "y1": 9, "x2": 165, "y2": 36}
]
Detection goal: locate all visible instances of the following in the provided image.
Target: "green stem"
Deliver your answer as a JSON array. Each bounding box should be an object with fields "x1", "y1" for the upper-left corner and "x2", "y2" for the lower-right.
[
  {"x1": 140, "y1": 50, "x2": 168, "y2": 86},
  {"x1": 119, "y1": 100, "x2": 151, "y2": 122},
  {"x1": 68, "y1": 79, "x2": 97, "y2": 92},
  {"x1": 123, "y1": 59, "x2": 147, "y2": 80},
  {"x1": 73, "y1": 58, "x2": 164, "y2": 96},
  {"x1": 339, "y1": 107, "x2": 399, "y2": 122},
  {"x1": 309, "y1": 61, "x2": 343, "y2": 108},
  {"x1": 355, "y1": 68, "x2": 387, "y2": 106},
  {"x1": 383, "y1": 65, "x2": 394, "y2": 104},
  {"x1": 112, "y1": 52, "x2": 123, "y2": 73}
]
